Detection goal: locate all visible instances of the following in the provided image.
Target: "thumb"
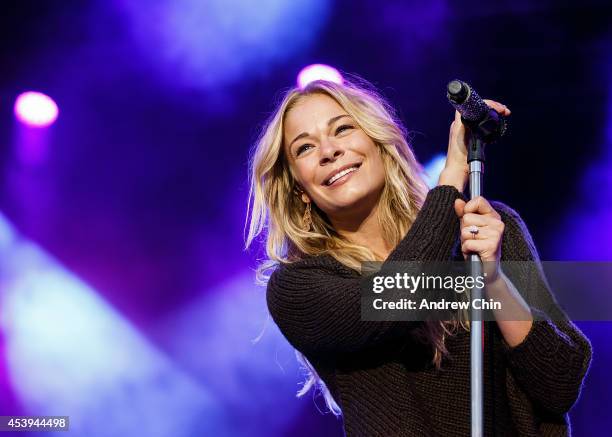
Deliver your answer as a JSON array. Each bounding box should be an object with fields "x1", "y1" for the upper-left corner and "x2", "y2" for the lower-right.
[{"x1": 454, "y1": 198, "x2": 466, "y2": 218}]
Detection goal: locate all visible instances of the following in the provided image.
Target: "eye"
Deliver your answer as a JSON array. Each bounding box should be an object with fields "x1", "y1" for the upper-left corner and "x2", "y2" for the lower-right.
[
  {"x1": 335, "y1": 124, "x2": 354, "y2": 135},
  {"x1": 296, "y1": 144, "x2": 313, "y2": 156}
]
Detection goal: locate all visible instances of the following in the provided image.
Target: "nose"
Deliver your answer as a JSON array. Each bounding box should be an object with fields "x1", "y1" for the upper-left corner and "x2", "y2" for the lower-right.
[{"x1": 319, "y1": 137, "x2": 344, "y2": 165}]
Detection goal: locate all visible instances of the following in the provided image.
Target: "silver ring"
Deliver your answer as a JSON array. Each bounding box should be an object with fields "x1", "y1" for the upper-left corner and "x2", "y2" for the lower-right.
[{"x1": 468, "y1": 225, "x2": 479, "y2": 239}]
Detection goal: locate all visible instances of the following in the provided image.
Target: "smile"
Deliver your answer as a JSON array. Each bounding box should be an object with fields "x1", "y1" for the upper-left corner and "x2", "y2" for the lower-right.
[{"x1": 324, "y1": 163, "x2": 362, "y2": 187}]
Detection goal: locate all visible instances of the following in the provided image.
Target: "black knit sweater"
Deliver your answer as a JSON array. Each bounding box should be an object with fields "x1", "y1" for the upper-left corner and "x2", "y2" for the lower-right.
[{"x1": 266, "y1": 185, "x2": 592, "y2": 437}]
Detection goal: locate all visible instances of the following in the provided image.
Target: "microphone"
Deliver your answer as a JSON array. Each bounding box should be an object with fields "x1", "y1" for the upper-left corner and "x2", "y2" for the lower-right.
[{"x1": 446, "y1": 79, "x2": 507, "y2": 143}]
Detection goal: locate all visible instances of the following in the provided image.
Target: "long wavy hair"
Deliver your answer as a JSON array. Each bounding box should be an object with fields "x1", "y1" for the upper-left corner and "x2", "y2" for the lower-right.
[{"x1": 245, "y1": 76, "x2": 467, "y2": 416}]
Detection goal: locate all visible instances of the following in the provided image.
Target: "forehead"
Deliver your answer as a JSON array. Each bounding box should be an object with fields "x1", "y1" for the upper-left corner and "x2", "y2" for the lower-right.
[{"x1": 283, "y1": 93, "x2": 346, "y2": 141}]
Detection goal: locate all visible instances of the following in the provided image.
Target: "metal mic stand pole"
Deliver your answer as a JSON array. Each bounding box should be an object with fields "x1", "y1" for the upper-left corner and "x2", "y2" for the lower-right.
[{"x1": 469, "y1": 135, "x2": 485, "y2": 437}]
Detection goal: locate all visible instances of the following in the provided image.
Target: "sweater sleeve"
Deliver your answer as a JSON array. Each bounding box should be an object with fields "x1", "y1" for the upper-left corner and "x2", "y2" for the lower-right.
[
  {"x1": 266, "y1": 185, "x2": 463, "y2": 357},
  {"x1": 492, "y1": 201, "x2": 593, "y2": 416}
]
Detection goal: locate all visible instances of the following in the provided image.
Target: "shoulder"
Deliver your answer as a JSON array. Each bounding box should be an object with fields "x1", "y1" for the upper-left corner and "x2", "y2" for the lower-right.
[
  {"x1": 268, "y1": 255, "x2": 351, "y2": 281},
  {"x1": 490, "y1": 200, "x2": 524, "y2": 224},
  {"x1": 489, "y1": 200, "x2": 532, "y2": 235},
  {"x1": 489, "y1": 200, "x2": 540, "y2": 261},
  {"x1": 266, "y1": 255, "x2": 355, "y2": 300}
]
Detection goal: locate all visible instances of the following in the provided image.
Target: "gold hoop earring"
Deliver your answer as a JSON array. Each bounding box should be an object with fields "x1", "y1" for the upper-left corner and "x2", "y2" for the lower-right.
[{"x1": 301, "y1": 201, "x2": 312, "y2": 231}]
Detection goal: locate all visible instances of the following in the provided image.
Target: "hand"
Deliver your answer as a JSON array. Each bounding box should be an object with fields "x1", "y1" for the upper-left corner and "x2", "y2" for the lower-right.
[
  {"x1": 454, "y1": 196, "x2": 505, "y2": 283},
  {"x1": 439, "y1": 100, "x2": 511, "y2": 192}
]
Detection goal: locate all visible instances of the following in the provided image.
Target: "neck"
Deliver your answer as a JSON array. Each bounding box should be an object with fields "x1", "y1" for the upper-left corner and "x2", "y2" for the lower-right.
[{"x1": 329, "y1": 200, "x2": 393, "y2": 261}]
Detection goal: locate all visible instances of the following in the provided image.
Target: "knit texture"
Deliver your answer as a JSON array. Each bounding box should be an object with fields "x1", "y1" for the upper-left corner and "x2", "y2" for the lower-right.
[{"x1": 266, "y1": 185, "x2": 592, "y2": 437}]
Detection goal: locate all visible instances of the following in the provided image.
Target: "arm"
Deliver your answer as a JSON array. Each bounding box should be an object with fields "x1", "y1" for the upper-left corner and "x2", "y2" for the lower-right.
[
  {"x1": 493, "y1": 201, "x2": 593, "y2": 415},
  {"x1": 484, "y1": 269, "x2": 534, "y2": 348},
  {"x1": 266, "y1": 184, "x2": 463, "y2": 357}
]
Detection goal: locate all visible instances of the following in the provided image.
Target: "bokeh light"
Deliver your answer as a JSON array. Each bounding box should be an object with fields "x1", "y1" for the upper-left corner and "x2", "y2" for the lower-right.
[
  {"x1": 297, "y1": 64, "x2": 343, "y2": 89},
  {"x1": 14, "y1": 92, "x2": 59, "y2": 128},
  {"x1": 423, "y1": 153, "x2": 447, "y2": 188}
]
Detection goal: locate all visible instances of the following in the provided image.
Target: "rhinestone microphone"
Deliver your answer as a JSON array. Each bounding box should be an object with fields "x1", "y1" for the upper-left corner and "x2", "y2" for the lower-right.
[{"x1": 446, "y1": 79, "x2": 507, "y2": 143}]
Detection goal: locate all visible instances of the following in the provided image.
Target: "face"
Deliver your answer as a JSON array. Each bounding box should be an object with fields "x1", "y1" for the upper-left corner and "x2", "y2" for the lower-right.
[{"x1": 283, "y1": 93, "x2": 386, "y2": 220}]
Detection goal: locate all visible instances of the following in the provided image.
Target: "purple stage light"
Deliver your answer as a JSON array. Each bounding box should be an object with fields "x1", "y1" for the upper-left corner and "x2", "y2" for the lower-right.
[
  {"x1": 297, "y1": 64, "x2": 343, "y2": 89},
  {"x1": 0, "y1": 213, "x2": 222, "y2": 436},
  {"x1": 14, "y1": 92, "x2": 59, "y2": 127},
  {"x1": 122, "y1": 0, "x2": 331, "y2": 89}
]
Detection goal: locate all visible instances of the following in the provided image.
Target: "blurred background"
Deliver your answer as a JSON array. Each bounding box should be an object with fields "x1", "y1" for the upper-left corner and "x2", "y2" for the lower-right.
[{"x1": 0, "y1": 0, "x2": 611, "y2": 435}]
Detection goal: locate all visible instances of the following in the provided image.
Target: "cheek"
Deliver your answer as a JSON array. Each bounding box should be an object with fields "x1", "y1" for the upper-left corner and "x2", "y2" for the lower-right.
[
  {"x1": 366, "y1": 149, "x2": 386, "y2": 184},
  {"x1": 291, "y1": 157, "x2": 320, "y2": 187}
]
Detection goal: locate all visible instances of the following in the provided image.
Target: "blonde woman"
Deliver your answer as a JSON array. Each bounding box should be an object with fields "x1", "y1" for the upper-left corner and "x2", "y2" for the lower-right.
[{"x1": 245, "y1": 77, "x2": 591, "y2": 436}]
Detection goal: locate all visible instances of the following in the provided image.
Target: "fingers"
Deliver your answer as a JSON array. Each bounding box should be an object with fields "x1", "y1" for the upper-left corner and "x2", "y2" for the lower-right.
[
  {"x1": 456, "y1": 196, "x2": 500, "y2": 220},
  {"x1": 454, "y1": 198, "x2": 466, "y2": 218},
  {"x1": 455, "y1": 195, "x2": 504, "y2": 263},
  {"x1": 456, "y1": 197, "x2": 504, "y2": 240},
  {"x1": 459, "y1": 223, "x2": 504, "y2": 261},
  {"x1": 449, "y1": 111, "x2": 465, "y2": 141},
  {"x1": 463, "y1": 196, "x2": 501, "y2": 219},
  {"x1": 460, "y1": 238, "x2": 500, "y2": 262},
  {"x1": 461, "y1": 213, "x2": 491, "y2": 227},
  {"x1": 461, "y1": 211, "x2": 504, "y2": 232},
  {"x1": 460, "y1": 225, "x2": 496, "y2": 242},
  {"x1": 483, "y1": 99, "x2": 511, "y2": 117},
  {"x1": 455, "y1": 199, "x2": 499, "y2": 225}
]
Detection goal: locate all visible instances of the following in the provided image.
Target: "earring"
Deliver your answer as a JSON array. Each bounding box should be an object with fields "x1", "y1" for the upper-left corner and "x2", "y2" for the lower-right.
[{"x1": 301, "y1": 201, "x2": 312, "y2": 231}]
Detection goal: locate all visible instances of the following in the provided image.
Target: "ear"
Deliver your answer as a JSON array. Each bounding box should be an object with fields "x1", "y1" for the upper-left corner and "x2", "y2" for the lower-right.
[{"x1": 301, "y1": 192, "x2": 310, "y2": 203}]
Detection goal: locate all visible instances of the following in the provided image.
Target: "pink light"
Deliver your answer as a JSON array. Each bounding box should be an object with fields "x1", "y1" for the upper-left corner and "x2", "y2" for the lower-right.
[
  {"x1": 297, "y1": 64, "x2": 343, "y2": 89},
  {"x1": 14, "y1": 91, "x2": 59, "y2": 127}
]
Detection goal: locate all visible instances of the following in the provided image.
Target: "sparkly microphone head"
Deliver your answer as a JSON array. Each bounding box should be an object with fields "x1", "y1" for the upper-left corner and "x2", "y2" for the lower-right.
[
  {"x1": 446, "y1": 79, "x2": 490, "y2": 123},
  {"x1": 446, "y1": 79, "x2": 507, "y2": 142}
]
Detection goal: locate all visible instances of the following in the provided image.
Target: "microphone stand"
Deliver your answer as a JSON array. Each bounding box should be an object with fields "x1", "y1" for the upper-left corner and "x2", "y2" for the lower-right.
[
  {"x1": 468, "y1": 135, "x2": 485, "y2": 437},
  {"x1": 446, "y1": 79, "x2": 506, "y2": 436}
]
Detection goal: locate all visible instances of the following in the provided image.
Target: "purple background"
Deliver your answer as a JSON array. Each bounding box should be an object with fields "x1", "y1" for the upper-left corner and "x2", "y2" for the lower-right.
[{"x1": 0, "y1": 0, "x2": 610, "y2": 435}]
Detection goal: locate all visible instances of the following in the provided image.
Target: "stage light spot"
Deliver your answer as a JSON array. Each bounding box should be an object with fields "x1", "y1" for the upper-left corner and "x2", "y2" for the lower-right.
[
  {"x1": 423, "y1": 154, "x2": 446, "y2": 188},
  {"x1": 14, "y1": 92, "x2": 59, "y2": 128},
  {"x1": 0, "y1": 214, "x2": 226, "y2": 436},
  {"x1": 297, "y1": 64, "x2": 343, "y2": 89}
]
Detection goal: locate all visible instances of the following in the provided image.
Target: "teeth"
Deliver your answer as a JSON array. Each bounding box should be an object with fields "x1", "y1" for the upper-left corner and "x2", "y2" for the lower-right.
[{"x1": 327, "y1": 165, "x2": 359, "y2": 185}]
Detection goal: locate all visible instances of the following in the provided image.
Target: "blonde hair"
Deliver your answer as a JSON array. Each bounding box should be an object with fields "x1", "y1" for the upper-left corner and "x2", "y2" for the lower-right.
[{"x1": 245, "y1": 76, "x2": 466, "y2": 416}]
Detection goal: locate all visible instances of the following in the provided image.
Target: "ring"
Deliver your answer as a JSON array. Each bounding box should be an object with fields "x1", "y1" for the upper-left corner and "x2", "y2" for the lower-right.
[{"x1": 468, "y1": 225, "x2": 479, "y2": 239}]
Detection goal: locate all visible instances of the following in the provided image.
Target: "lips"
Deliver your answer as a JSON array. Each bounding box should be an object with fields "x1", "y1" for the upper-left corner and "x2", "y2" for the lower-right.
[{"x1": 323, "y1": 162, "x2": 362, "y2": 186}]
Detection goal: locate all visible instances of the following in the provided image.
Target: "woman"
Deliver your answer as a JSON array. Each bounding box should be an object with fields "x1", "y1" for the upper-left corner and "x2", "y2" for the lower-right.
[{"x1": 245, "y1": 77, "x2": 591, "y2": 436}]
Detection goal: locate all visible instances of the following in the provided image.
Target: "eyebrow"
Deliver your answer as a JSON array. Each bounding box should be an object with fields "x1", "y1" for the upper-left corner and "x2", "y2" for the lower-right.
[{"x1": 289, "y1": 114, "x2": 351, "y2": 150}]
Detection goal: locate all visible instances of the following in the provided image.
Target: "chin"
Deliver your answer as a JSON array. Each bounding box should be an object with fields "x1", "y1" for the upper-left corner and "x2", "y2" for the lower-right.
[{"x1": 323, "y1": 187, "x2": 379, "y2": 213}]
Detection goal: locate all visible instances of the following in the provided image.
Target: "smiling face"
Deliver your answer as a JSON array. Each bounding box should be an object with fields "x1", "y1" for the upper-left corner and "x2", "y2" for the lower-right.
[{"x1": 283, "y1": 93, "x2": 386, "y2": 220}]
